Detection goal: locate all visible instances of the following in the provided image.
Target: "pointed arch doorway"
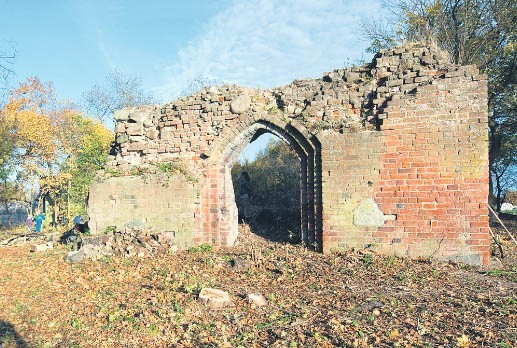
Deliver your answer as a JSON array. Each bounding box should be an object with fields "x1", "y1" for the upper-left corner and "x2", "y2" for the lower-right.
[{"x1": 198, "y1": 118, "x2": 322, "y2": 250}]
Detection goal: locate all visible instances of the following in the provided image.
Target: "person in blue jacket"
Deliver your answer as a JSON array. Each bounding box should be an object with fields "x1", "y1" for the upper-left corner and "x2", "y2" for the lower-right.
[{"x1": 33, "y1": 213, "x2": 46, "y2": 233}]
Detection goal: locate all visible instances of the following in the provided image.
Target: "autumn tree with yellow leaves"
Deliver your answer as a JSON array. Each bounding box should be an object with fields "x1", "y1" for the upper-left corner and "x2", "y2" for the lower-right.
[{"x1": 0, "y1": 77, "x2": 112, "y2": 227}]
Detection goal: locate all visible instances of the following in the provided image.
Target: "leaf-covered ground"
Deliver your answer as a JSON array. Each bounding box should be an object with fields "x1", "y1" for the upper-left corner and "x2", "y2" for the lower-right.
[{"x1": 0, "y1": 225, "x2": 515, "y2": 348}]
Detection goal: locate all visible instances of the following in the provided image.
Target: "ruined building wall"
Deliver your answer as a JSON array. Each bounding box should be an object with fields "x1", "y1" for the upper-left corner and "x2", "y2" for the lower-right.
[
  {"x1": 88, "y1": 174, "x2": 197, "y2": 249},
  {"x1": 320, "y1": 64, "x2": 489, "y2": 264},
  {"x1": 88, "y1": 43, "x2": 490, "y2": 265}
]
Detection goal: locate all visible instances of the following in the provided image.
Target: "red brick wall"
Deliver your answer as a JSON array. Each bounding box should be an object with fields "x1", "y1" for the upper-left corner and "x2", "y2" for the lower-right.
[{"x1": 321, "y1": 67, "x2": 489, "y2": 265}]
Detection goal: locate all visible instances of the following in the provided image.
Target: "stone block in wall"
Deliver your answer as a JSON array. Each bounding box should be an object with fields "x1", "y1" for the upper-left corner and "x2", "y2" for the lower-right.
[
  {"x1": 126, "y1": 123, "x2": 144, "y2": 136},
  {"x1": 114, "y1": 109, "x2": 130, "y2": 121},
  {"x1": 116, "y1": 134, "x2": 129, "y2": 144},
  {"x1": 115, "y1": 123, "x2": 126, "y2": 133},
  {"x1": 129, "y1": 111, "x2": 149, "y2": 123},
  {"x1": 129, "y1": 136, "x2": 144, "y2": 143},
  {"x1": 143, "y1": 119, "x2": 154, "y2": 128},
  {"x1": 160, "y1": 127, "x2": 174, "y2": 140},
  {"x1": 127, "y1": 142, "x2": 146, "y2": 151},
  {"x1": 353, "y1": 199, "x2": 385, "y2": 227},
  {"x1": 146, "y1": 128, "x2": 159, "y2": 140},
  {"x1": 230, "y1": 95, "x2": 251, "y2": 114}
]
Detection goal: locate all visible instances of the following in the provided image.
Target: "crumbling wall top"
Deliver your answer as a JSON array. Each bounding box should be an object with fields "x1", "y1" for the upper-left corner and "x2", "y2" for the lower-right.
[{"x1": 107, "y1": 42, "x2": 482, "y2": 170}]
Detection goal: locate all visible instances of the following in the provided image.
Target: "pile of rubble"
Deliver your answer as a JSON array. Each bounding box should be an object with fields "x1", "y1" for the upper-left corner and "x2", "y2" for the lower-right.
[{"x1": 65, "y1": 225, "x2": 177, "y2": 263}]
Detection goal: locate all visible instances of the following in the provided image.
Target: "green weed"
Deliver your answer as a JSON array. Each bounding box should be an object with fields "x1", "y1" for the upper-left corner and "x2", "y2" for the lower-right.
[
  {"x1": 70, "y1": 317, "x2": 82, "y2": 330},
  {"x1": 360, "y1": 254, "x2": 374, "y2": 265}
]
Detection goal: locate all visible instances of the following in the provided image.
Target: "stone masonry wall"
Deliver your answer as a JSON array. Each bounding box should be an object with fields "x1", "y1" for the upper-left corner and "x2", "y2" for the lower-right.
[
  {"x1": 320, "y1": 65, "x2": 489, "y2": 264},
  {"x1": 88, "y1": 174, "x2": 197, "y2": 249},
  {"x1": 88, "y1": 43, "x2": 490, "y2": 265}
]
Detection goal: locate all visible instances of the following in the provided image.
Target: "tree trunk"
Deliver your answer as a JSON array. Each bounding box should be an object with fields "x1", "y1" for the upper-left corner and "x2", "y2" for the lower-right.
[
  {"x1": 2, "y1": 179, "x2": 11, "y2": 227},
  {"x1": 488, "y1": 121, "x2": 501, "y2": 207},
  {"x1": 495, "y1": 174, "x2": 502, "y2": 211},
  {"x1": 67, "y1": 180, "x2": 71, "y2": 225}
]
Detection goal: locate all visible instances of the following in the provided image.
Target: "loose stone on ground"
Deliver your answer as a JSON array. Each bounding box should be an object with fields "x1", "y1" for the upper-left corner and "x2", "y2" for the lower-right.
[{"x1": 198, "y1": 288, "x2": 232, "y2": 310}]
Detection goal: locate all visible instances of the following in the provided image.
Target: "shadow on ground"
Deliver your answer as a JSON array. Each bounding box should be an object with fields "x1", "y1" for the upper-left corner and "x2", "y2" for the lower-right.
[
  {"x1": 245, "y1": 207, "x2": 301, "y2": 244},
  {"x1": 0, "y1": 321, "x2": 27, "y2": 348}
]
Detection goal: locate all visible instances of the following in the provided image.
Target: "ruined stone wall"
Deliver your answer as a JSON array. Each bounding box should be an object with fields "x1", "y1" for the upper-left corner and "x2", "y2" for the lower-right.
[
  {"x1": 374, "y1": 66, "x2": 489, "y2": 265},
  {"x1": 320, "y1": 131, "x2": 385, "y2": 250},
  {"x1": 88, "y1": 43, "x2": 490, "y2": 265},
  {"x1": 88, "y1": 174, "x2": 197, "y2": 249},
  {"x1": 320, "y1": 64, "x2": 489, "y2": 264}
]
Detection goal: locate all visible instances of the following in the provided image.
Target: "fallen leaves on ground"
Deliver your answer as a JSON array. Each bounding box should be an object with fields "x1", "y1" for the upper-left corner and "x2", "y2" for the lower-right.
[{"x1": 0, "y1": 226, "x2": 515, "y2": 347}]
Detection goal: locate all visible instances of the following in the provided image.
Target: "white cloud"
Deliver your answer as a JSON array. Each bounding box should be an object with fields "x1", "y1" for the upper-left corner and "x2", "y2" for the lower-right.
[
  {"x1": 153, "y1": 0, "x2": 383, "y2": 100},
  {"x1": 96, "y1": 28, "x2": 116, "y2": 70}
]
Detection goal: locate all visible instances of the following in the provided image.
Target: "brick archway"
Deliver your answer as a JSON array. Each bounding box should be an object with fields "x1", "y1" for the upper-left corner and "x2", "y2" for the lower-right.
[
  {"x1": 197, "y1": 117, "x2": 322, "y2": 248},
  {"x1": 90, "y1": 43, "x2": 490, "y2": 265}
]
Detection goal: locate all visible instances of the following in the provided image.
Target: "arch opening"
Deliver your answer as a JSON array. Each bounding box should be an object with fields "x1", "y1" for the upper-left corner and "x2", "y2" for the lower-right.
[
  {"x1": 232, "y1": 133, "x2": 301, "y2": 243},
  {"x1": 214, "y1": 119, "x2": 322, "y2": 249}
]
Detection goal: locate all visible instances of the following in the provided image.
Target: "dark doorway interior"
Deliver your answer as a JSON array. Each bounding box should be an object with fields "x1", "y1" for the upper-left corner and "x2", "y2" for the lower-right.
[{"x1": 232, "y1": 134, "x2": 301, "y2": 243}]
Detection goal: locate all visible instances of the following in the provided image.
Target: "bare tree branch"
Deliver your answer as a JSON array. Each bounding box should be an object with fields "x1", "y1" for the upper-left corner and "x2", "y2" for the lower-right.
[
  {"x1": 82, "y1": 70, "x2": 158, "y2": 122},
  {"x1": 0, "y1": 50, "x2": 15, "y2": 83}
]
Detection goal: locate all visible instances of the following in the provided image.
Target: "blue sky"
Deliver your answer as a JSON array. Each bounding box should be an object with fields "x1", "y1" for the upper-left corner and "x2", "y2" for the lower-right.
[{"x1": 2, "y1": 0, "x2": 384, "y2": 158}]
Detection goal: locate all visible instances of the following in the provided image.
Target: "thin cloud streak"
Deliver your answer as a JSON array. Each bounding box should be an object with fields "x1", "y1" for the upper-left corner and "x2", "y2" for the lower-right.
[
  {"x1": 96, "y1": 28, "x2": 116, "y2": 70},
  {"x1": 153, "y1": 0, "x2": 383, "y2": 101}
]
